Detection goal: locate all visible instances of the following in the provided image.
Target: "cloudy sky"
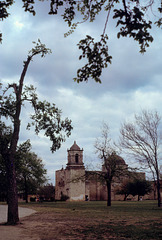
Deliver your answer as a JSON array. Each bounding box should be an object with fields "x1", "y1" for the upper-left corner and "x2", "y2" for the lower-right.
[{"x1": 1, "y1": 1, "x2": 162, "y2": 183}]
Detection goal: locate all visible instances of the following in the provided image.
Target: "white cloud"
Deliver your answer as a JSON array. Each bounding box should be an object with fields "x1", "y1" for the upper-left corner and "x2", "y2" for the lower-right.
[{"x1": 14, "y1": 20, "x2": 24, "y2": 30}]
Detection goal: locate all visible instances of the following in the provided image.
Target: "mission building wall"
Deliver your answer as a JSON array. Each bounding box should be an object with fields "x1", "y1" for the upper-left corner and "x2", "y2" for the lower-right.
[{"x1": 55, "y1": 141, "x2": 158, "y2": 202}]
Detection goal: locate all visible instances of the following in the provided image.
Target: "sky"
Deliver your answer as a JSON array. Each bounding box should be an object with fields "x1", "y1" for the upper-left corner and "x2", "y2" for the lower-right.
[{"x1": 1, "y1": 1, "x2": 162, "y2": 183}]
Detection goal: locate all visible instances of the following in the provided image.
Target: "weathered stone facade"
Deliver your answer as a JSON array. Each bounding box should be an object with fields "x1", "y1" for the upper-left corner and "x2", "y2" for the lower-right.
[
  {"x1": 55, "y1": 141, "x2": 149, "y2": 201},
  {"x1": 55, "y1": 141, "x2": 85, "y2": 201}
]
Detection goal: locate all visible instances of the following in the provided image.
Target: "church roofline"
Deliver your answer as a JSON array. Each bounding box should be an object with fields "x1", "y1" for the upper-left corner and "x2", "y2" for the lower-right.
[{"x1": 67, "y1": 141, "x2": 83, "y2": 151}]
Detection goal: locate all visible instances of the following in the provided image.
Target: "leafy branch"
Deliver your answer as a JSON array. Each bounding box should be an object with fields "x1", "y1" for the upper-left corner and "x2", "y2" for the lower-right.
[
  {"x1": 74, "y1": 34, "x2": 112, "y2": 83},
  {"x1": 114, "y1": 4, "x2": 153, "y2": 53}
]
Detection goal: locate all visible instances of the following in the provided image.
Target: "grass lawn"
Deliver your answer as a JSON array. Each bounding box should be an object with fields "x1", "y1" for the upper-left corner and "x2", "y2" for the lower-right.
[{"x1": 16, "y1": 200, "x2": 162, "y2": 240}]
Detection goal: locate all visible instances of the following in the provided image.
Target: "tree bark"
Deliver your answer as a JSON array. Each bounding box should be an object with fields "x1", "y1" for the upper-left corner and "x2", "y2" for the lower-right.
[
  {"x1": 107, "y1": 181, "x2": 111, "y2": 206},
  {"x1": 124, "y1": 194, "x2": 128, "y2": 201},
  {"x1": 24, "y1": 176, "x2": 28, "y2": 203},
  {"x1": 6, "y1": 56, "x2": 32, "y2": 224},
  {"x1": 6, "y1": 154, "x2": 19, "y2": 224},
  {"x1": 157, "y1": 178, "x2": 161, "y2": 207}
]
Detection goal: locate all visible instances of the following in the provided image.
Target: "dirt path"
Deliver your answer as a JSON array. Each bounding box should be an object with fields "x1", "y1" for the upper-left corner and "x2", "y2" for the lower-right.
[
  {"x1": 0, "y1": 205, "x2": 37, "y2": 240},
  {"x1": 0, "y1": 205, "x2": 36, "y2": 224}
]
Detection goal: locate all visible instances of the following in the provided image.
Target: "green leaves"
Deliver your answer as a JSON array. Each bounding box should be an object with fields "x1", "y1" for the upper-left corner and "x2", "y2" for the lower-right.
[
  {"x1": 155, "y1": 18, "x2": 162, "y2": 28},
  {"x1": 0, "y1": 0, "x2": 13, "y2": 20},
  {"x1": 28, "y1": 99, "x2": 73, "y2": 152},
  {"x1": 49, "y1": 0, "x2": 64, "y2": 15},
  {"x1": 1, "y1": 39, "x2": 72, "y2": 154},
  {"x1": 0, "y1": 0, "x2": 13, "y2": 43},
  {"x1": 127, "y1": 179, "x2": 152, "y2": 198},
  {"x1": 0, "y1": 121, "x2": 13, "y2": 155},
  {"x1": 23, "y1": 84, "x2": 73, "y2": 152},
  {"x1": 77, "y1": 0, "x2": 107, "y2": 22},
  {"x1": 15, "y1": 140, "x2": 47, "y2": 196},
  {"x1": 22, "y1": 0, "x2": 36, "y2": 16},
  {"x1": 29, "y1": 39, "x2": 52, "y2": 58},
  {"x1": 114, "y1": 6, "x2": 153, "y2": 53},
  {"x1": 62, "y1": 1, "x2": 76, "y2": 27},
  {"x1": 0, "y1": 84, "x2": 17, "y2": 121},
  {"x1": 0, "y1": 1, "x2": 161, "y2": 81},
  {"x1": 74, "y1": 34, "x2": 112, "y2": 83}
]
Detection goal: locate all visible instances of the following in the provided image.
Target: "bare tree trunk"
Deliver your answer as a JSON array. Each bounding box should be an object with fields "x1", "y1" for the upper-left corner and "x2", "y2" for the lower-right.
[
  {"x1": 153, "y1": 182, "x2": 156, "y2": 200},
  {"x1": 107, "y1": 181, "x2": 111, "y2": 206},
  {"x1": 157, "y1": 176, "x2": 161, "y2": 207},
  {"x1": 124, "y1": 194, "x2": 128, "y2": 201},
  {"x1": 6, "y1": 154, "x2": 19, "y2": 224},
  {"x1": 24, "y1": 176, "x2": 28, "y2": 203},
  {"x1": 6, "y1": 57, "x2": 31, "y2": 224}
]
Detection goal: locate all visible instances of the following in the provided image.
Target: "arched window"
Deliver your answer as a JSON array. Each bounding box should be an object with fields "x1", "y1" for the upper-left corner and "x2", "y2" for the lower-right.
[{"x1": 75, "y1": 154, "x2": 79, "y2": 163}]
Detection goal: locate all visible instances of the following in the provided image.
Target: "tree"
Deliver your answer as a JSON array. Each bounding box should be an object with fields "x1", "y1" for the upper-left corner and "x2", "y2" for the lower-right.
[
  {"x1": 38, "y1": 184, "x2": 55, "y2": 201},
  {"x1": 128, "y1": 178, "x2": 152, "y2": 201},
  {"x1": 0, "y1": 138, "x2": 47, "y2": 203},
  {"x1": 116, "y1": 180, "x2": 131, "y2": 201},
  {"x1": 15, "y1": 140, "x2": 47, "y2": 203},
  {"x1": 0, "y1": 40, "x2": 72, "y2": 224},
  {"x1": 120, "y1": 109, "x2": 162, "y2": 207},
  {"x1": 94, "y1": 123, "x2": 128, "y2": 206},
  {"x1": 0, "y1": 154, "x2": 8, "y2": 202},
  {"x1": 0, "y1": 1, "x2": 161, "y2": 83},
  {"x1": 116, "y1": 179, "x2": 152, "y2": 201},
  {"x1": 0, "y1": 122, "x2": 13, "y2": 202}
]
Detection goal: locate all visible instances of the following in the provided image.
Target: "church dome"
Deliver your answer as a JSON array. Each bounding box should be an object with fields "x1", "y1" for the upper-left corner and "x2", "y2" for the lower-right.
[
  {"x1": 115, "y1": 155, "x2": 126, "y2": 165},
  {"x1": 70, "y1": 141, "x2": 80, "y2": 150}
]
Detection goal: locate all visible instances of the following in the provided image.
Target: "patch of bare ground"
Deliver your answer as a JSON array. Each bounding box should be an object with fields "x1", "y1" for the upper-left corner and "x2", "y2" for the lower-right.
[
  {"x1": 0, "y1": 201, "x2": 161, "y2": 240},
  {"x1": 0, "y1": 211, "x2": 127, "y2": 240}
]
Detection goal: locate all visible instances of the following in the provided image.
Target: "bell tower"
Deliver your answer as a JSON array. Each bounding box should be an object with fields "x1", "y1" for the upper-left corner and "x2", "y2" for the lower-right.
[
  {"x1": 63, "y1": 141, "x2": 85, "y2": 201},
  {"x1": 66, "y1": 141, "x2": 85, "y2": 169},
  {"x1": 55, "y1": 141, "x2": 85, "y2": 201}
]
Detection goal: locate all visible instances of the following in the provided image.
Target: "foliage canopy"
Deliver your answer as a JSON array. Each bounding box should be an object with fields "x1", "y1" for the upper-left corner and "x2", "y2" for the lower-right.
[
  {"x1": 16, "y1": 140, "x2": 47, "y2": 202},
  {"x1": 116, "y1": 178, "x2": 152, "y2": 201},
  {"x1": 0, "y1": 0, "x2": 162, "y2": 82}
]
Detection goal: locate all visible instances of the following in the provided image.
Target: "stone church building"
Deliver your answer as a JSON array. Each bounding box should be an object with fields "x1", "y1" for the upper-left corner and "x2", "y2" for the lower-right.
[{"x1": 55, "y1": 141, "x2": 145, "y2": 201}]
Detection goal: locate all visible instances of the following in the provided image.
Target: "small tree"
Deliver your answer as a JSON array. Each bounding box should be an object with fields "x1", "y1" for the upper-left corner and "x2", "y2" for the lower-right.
[
  {"x1": 38, "y1": 184, "x2": 55, "y2": 201},
  {"x1": 120, "y1": 110, "x2": 161, "y2": 207},
  {"x1": 15, "y1": 140, "x2": 47, "y2": 203},
  {"x1": 116, "y1": 181, "x2": 131, "y2": 201},
  {"x1": 117, "y1": 179, "x2": 152, "y2": 201},
  {"x1": 0, "y1": 40, "x2": 72, "y2": 224},
  {"x1": 94, "y1": 123, "x2": 128, "y2": 206},
  {"x1": 128, "y1": 179, "x2": 152, "y2": 201},
  {"x1": 0, "y1": 137, "x2": 47, "y2": 203}
]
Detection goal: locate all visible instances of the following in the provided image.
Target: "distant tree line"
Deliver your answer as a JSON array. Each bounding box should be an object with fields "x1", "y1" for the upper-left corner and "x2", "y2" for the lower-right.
[{"x1": 38, "y1": 184, "x2": 55, "y2": 202}]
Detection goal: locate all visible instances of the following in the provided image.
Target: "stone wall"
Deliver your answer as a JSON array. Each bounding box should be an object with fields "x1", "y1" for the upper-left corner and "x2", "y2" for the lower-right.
[
  {"x1": 55, "y1": 142, "x2": 161, "y2": 202},
  {"x1": 68, "y1": 168, "x2": 85, "y2": 201}
]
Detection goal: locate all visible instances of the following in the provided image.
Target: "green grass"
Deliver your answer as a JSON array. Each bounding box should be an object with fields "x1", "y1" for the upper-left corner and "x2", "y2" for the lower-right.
[
  {"x1": 1, "y1": 200, "x2": 162, "y2": 239},
  {"x1": 19, "y1": 200, "x2": 161, "y2": 218}
]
